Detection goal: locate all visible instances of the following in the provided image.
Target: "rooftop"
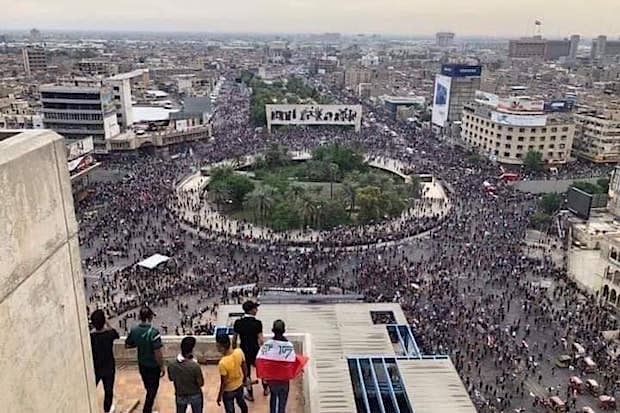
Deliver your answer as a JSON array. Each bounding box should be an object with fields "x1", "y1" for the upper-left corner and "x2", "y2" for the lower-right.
[{"x1": 216, "y1": 303, "x2": 475, "y2": 413}]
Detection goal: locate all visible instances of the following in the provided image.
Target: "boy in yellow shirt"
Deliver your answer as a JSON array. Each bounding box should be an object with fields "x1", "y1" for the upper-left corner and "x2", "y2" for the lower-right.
[{"x1": 216, "y1": 334, "x2": 249, "y2": 413}]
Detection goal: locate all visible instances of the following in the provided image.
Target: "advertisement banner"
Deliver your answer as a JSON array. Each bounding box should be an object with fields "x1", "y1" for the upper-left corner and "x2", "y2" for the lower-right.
[
  {"x1": 491, "y1": 111, "x2": 547, "y2": 126},
  {"x1": 441, "y1": 64, "x2": 482, "y2": 77},
  {"x1": 497, "y1": 98, "x2": 544, "y2": 112},
  {"x1": 475, "y1": 90, "x2": 499, "y2": 106},
  {"x1": 65, "y1": 137, "x2": 94, "y2": 161},
  {"x1": 431, "y1": 75, "x2": 451, "y2": 127},
  {"x1": 544, "y1": 100, "x2": 574, "y2": 112},
  {"x1": 266, "y1": 104, "x2": 362, "y2": 131}
]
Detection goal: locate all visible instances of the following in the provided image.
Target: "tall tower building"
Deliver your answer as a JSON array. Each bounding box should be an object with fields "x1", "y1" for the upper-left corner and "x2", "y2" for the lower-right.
[
  {"x1": 569, "y1": 35, "x2": 580, "y2": 60},
  {"x1": 431, "y1": 64, "x2": 482, "y2": 130}
]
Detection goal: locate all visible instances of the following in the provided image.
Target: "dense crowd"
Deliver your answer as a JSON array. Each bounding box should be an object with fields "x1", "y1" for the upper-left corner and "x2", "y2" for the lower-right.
[{"x1": 79, "y1": 77, "x2": 620, "y2": 412}]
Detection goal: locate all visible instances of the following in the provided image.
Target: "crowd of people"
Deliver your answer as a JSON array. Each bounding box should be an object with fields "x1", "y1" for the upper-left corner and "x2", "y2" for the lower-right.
[{"x1": 79, "y1": 75, "x2": 620, "y2": 412}]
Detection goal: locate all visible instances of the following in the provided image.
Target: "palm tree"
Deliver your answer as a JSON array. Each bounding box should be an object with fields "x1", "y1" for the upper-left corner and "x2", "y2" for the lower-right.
[
  {"x1": 328, "y1": 162, "x2": 339, "y2": 200},
  {"x1": 342, "y1": 181, "x2": 358, "y2": 217},
  {"x1": 288, "y1": 185, "x2": 305, "y2": 202},
  {"x1": 244, "y1": 187, "x2": 275, "y2": 222},
  {"x1": 298, "y1": 196, "x2": 316, "y2": 228},
  {"x1": 210, "y1": 187, "x2": 230, "y2": 211}
]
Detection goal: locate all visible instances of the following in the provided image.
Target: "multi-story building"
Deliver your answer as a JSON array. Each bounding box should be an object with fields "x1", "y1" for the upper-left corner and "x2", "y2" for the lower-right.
[
  {"x1": 436, "y1": 32, "x2": 455, "y2": 47},
  {"x1": 461, "y1": 94, "x2": 575, "y2": 165},
  {"x1": 22, "y1": 46, "x2": 47, "y2": 76},
  {"x1": 0, "y1": 113, "x2": 43, "y2": 129},
  {"x1": 344, "y1": 67, "x2": 375, "y2": 90},
  {"x1": 591, "y1": 35, "x2": 620, "y2": 59},
  {"x1": 76, "y1": 60, "x2": 119, "y2": 76},
  {"x1": 573, "y1": 108, "x2": 620, "y2": 163},
  {"x1": 431, "y1": 64, "x2": 482, "y2": 130},
  {"x1": 105, "y1": 69, "x2": 149, "y2": 131},
  {"x1": 508, "y1": 35, "x2": 579, "y2": 60},
  {"x1": 39, "y1": 78, "x2": 120, "y2": 153}
]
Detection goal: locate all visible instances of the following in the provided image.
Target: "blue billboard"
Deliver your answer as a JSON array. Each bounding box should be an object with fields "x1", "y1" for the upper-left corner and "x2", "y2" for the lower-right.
[{"x1": 441, "y1": 64, "x2": 482, "y2": 77}]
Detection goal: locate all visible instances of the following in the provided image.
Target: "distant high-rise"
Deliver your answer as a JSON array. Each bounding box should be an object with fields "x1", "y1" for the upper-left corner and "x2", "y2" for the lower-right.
[
  {"x1": 508, "y1": 35, "x2": 580, "y2": 60},
  {"x1": 569, "y1": 35, "x2": 580, "y2": 60},
  {"x1": 591, "y1": 35, "x2": 620, "y2": 59},
  {"x1": 436, "y1": 32, "x2": 455, "y2": 47},
  {"x1": 22, "y1": 46, "x2": 47, "y2": 76}
]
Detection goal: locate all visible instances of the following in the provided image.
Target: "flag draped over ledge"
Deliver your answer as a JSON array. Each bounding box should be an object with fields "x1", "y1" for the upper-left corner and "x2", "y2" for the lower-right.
[{"x1": 256, "y1": 339, "x2": 308, "y2": 381}]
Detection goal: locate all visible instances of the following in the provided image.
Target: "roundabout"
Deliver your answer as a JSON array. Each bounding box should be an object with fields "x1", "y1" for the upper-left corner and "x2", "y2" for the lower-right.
[{"x1": 174, "y1": 145, "x2": 451, "y2": 249}]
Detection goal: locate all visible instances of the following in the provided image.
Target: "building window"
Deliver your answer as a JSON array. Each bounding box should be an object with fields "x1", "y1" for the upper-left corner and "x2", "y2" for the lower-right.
[
  {"x1": 517, "y1": 145, "x2": 523, "y2": 150},
  {"x1": 549, "y1": 144, "x2": 555, "y2": 149},
  {"x1": 531, "y1": 128, "x2": 537, "y2": 133},
  {"x1": 562, "y1": 127, "x2": 569, "y2": 132},
  {"x1": 529, "y1": 137, "x2": 535, "y2": 142},
  {"x1": 506, "y1": 135, "x2": 512, "y2": 140},
  {"x1": 371, "y1": 311, "x2": 396, "y2": 324},
  {"x1": 518, "y1": 136, "x2": 524, "y2": 141},
  {"x1": 505, "y1": 143, "x2": 511, "y2": 149},
  {"x1": 504, "y1": 152, "x2": 510, "y2": 157},
  {"x1": 551, "y1": 127, "x2": 558, "y2": 132},
  {"x1": 539, "y1": 145, "x2": 545, "y2": 150},
  {"x1": 519, "y1": 128, "x2": 525, "y2": 132}
]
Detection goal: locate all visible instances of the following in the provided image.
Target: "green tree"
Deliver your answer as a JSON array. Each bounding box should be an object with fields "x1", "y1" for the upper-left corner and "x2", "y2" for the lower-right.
[
  {"x1": 270, "y1": 201, "x2": 302, "y2": 231},
  {"x1": 539, "y1": 193, "x2": 561, "y2": 215},
  {"x1": 342, "y1": 180, "x2": 359, "y2": 217},
  {"x1": 357, "y1": 186, "x2": 384, "y2": 224},
  {"x1": 524, "y1": 150, "x2": 544, "y2": 173},
  {"x1": 244, "y1": 187, "x2": 276, "y2": 222},
  {"x1": 597, "y1": 178, "x2": 610, "y2": 193},
  {"x1": 264, "y1": 143, "x2": 290, "y2": 168},
  {"x1": 530, "y1": 211, "x2": 552, "y2": 230},
  {"x1": 209, "y1": 186, "x2": 230, "y2": 210}
]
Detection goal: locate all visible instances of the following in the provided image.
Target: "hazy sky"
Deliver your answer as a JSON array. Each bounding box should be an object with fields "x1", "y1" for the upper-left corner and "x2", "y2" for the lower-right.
[{"x1": 1, "y1": 0, "x2": 619, "y2": 37}]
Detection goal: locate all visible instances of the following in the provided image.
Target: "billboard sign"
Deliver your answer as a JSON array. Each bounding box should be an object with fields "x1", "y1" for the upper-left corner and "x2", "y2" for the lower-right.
[
  {"x1": 544, "y1": 100, "x2": 574, "y2": 112},
  {"x1": 266, "y1": 104, "x2": 362, "y2": 131},
  {"x1": 65, "y1": 137, "x2": 94, "y2": 161},
  {"x1": 491, "y1": 111, "x2": 547, "y2": 126},
  {"x1": 497, "y1": 98, "x2": 544, "y2": 112},
  {"x1": 475, "y1": 90, "x2": 499, "y2": 106},
  {"x1": 431, "y1": 75, "x2": 452, "y2": 127},
  {"x1": 441, "y1": 64, "x2": 482, "y2": 77}
]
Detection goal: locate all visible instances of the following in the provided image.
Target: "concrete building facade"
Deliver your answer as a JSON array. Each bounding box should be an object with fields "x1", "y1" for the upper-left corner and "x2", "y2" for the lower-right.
[
  {"x1": 508, "y1": 35, "x2": 579, "y2": 60},
  {"x1": 22, "y1": 46, "x2": 47, "y2": 76},
  {"x1": 436, "y1": 32, "x2": 455, "y2": 47},
  {"x1": 591, "y1": 35, "x2": 620, "y2": 59},
  {"x1": 461, "y1": 98, "x2": 575, "y2": 165},
  {"x1": 573, "y1": 109, "x2": 620, "y2": 163},
  {"x1": 0, "y1": 130, "x2": 97, "y2": 413},
  {"x1": 40, "y1": 80, "x2": 120, "y2": 153}
]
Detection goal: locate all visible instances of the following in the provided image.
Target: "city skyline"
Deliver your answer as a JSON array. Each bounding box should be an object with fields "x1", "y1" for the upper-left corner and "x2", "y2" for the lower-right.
[{"x1": 1, "y1": 0, "x2": 619, "y2": 38}]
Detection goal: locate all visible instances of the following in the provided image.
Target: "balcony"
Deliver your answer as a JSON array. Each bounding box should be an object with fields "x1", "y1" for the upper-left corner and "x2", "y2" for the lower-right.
[{"x1": 107, "y1": 335, "x2": 307, "y2": 413}]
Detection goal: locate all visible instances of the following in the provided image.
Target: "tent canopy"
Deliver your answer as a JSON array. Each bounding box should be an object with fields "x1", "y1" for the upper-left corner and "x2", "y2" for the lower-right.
[{"x1": 137, "y1": 253, "x2": 171, "y2": 270}]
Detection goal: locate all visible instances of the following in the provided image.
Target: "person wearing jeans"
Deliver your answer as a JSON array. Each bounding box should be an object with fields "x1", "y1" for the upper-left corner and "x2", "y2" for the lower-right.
[
  {"x1": 216, "y1": 334, "x2": 249, "y2": 413},
  {"x1": 266, "y1": 320, "x2": 291, "y2": 413},
  {"x1": 126, "y1": 307, "x2": 165, "y2": 413},
  {"x1": 268, "y1": 382, "x2": 289, "y2": 413},
  {"x1": 222, "y1": 386, "x2": 247, "y2": 413},
  {"x1": 168, "y1": 336, "x2": 204, "y2": 413},
  {"x1": 90, "y1": 309, "x2": 120, "y2": 413}
]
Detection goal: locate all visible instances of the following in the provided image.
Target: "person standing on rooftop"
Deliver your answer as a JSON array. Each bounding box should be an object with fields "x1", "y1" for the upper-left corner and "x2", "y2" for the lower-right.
[
  {"x1": 125, "y1": 306, "x2": 165, "y2": 413},
  {"x1": 168, "y1": 336, "x2": 204, "y2": 413},
  {"x1": 232, "y1": 300, "x2": 266, "y2": 401},
  {"x1": 90, "y1": 309, "x2": 120, "y2": 413}
]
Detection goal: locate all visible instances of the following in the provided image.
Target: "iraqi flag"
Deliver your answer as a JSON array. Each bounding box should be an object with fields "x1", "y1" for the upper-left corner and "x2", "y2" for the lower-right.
[{"x1": 256, "y1": 339, "x2": 308, "y2": 381}]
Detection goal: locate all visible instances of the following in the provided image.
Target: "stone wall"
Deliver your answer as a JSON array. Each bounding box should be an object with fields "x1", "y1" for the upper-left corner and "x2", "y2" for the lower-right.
[{"x1": 0, "y1": 130, "x2": 97, "y2": 413}]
